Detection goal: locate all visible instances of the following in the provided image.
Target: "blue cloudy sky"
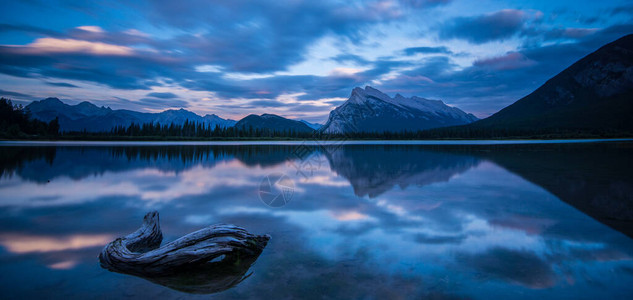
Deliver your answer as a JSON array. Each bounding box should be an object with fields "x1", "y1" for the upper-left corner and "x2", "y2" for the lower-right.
[{"x1": 0, "y1": 0, "x2": 632, "y2": 122}]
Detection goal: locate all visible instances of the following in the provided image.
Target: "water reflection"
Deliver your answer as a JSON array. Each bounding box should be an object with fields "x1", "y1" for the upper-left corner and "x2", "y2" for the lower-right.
[
  {"x1": 97, "y1": 212, "x2": 269, "y2": 295},
  {"x1": 0, "y1": 143, "x2": 632, "y2": 299},
  {"x1": 138, "y1": 254, "x2": 263, "y2": 295},
  {"x1": 324, "y1": 145, "x2": 480, "y2": 198},
  {"x1": 475, "y1": 143, "x2": 633, "y2": 239}
]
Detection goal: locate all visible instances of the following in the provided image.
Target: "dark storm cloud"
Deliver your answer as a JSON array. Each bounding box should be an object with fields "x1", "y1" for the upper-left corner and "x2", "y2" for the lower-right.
[
  {"x1": 375, "y1": 24, "x2": 633, "y2": 116},
  {"x1": 0, "y1": 89, "x2": 32, "y2": 99},
  {"x1": 265, "y1": 59, "x2": 407, "y2": 100},
  {"x1": 0, "y1": 45, "x2": 185, "y2": 90},
  {"x1": 541, "y1": 27, "x2": 597, "y2": 40},
  {"x1": 187, "y1": 72, "x2": 360, "y2": 101},
  {"x1": 358, "y1": 59, "x2": 412, "y2": 78},
  {"x1": 611, "y1": 4, "x2": 633, "y2": 16},
  {"x1": 141, "y1": 0, "x2": 405, "y2": 73},
  {"x1": 412, "y1": 232, "x2": 466, "y2": 244},
  {"x1": 247, "y1": 100, "x2": 288, "y2": 108},
  {"x1": 5, "y1": 15, "x2": 607, "y2": 117},
  {"x1": 407, "y1": 56, "x2": 457, "y2": 77},
  {"x1": 520, "y1": 26, "x2": 598, "y2": 44},
  {"x1": 41, "y1": 67, "x2": 155, "y2": 90},
  {"x1": 398, "y1": 0, "x2": 453, "y2": 8},
  {"x1": 331, "y1": 54, "x2": 371, "y2": 65},
  {"x1": 578, "y1": 16, "x2": 600, "y2": 25},
  {"x1": 0, "y1": 0, "x2": 630, "y2": 118},
  {"x1": 402, "y1": 46, "x2": 453, "y2": 55},
  {"x1": 66, "y1": 27, "x2": 154, "y2": 47},
  {"x1": 377, "y1": 56, "x2": 457, "y2": 91},
  {"x1": 137, "y1": 97, "x2": 190, "y2": 108},
  {"x1": 0, "y1": 24, "x2": 61, "y2": 37},
  {"x1": 439, "y1": 9, "x2": 528, "y2": 44},
  {"x1": 377, "y1": 54, "x2": 539, "y2": 114},
  {"x1": 0, "y1": 0, "x2": 409, "y2": 108},
  {"x1": 146, "y1": 92, "x2": 178, "y2": 99},
  {"x1": 233, "y1": 101, "x2": 330, "y2": 114},
  {"x1": 439, "y1": 9, "x2": 602, "y2": 46},
  {"x1": 518, "y1": 24, "x2": 633, "y2": 75},
  {"x1": 45, "y1": 82, "x2": 79, "y2": 88},
  {"x1": 291, "y1": 103, "x2": 335, "y2": 112},
  {"x1": 473, "y1": 52, "x2": 536, "y2": 70},
  {"x1": 182, "y1": 58, "x2": 404, "y2": 101}
]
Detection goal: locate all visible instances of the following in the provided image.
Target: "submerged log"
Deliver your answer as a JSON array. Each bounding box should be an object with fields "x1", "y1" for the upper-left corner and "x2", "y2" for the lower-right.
[{"x1": 99, "y1": 211, "x2": 270, "y2": 294}]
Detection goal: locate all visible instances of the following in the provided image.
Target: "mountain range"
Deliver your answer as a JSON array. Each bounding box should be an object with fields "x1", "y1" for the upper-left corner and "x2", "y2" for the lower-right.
[
  {"x1": 321, "y1": 86, "x2": 478, "y2": 134},
  {"x1": 23, "y1": 87, "x2": 476, "y2": 134},
  {"x1": 25, "y1": 98, "x2": 237, "y2": 132},
  {"x1": 299, "y1": 120, "x2": 323, "y2": 130},
  {"x1": 18, "y1": 34, "x2": 633, "y2": 136}
]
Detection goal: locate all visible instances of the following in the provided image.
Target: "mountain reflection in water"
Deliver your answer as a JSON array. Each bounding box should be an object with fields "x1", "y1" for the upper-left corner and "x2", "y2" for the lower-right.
[{"x1": 0, "y1": 142, "x2": 632, "y2": 299}]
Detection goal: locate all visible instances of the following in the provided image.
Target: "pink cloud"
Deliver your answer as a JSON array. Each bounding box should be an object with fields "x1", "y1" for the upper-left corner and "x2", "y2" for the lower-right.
[{"x1": 23, "y1": 38, "x2": 134, "y2": 56}]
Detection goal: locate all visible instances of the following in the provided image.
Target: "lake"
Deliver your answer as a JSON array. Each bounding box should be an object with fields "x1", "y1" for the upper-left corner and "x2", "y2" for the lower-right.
[{"x1": 1, "y1": 140, "x2": 632, "y2": 299}]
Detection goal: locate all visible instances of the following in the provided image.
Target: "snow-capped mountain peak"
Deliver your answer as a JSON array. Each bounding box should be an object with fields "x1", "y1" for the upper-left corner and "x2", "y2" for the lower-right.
[{"x1": 321, "y1": 86, "x2": 478, "y2": 134}]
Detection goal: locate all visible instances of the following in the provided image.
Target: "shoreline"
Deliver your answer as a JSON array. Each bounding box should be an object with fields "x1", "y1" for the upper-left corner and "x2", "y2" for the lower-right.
[{"x1": 2, "y1": 138, "x2": 632, "y2": 146}]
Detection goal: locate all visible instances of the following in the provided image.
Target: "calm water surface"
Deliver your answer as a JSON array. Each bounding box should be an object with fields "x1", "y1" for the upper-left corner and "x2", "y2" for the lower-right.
[{"x1": 0, "y1": 141, "x2": 632, "y2": 299}]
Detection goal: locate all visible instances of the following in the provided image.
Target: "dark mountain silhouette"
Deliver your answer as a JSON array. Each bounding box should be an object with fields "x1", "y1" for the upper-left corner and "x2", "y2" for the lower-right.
[
  {"x1": 474, "y1": 143, "x2": 633, "y2": 239},
  {"x1": 25, "y1": 98, "x2": 236, "y2": 132},
  {"x1": 471, "y1": 34, "x2": 633, "y2": 133},
  {"x1": 234, "y1": 114, "x2": 315, "y2": 133}
]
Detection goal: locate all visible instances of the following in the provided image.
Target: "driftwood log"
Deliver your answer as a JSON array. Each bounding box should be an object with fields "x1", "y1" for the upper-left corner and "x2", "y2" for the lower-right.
[{"x1": 99, "y1": 211, "x2": 270, "y2": 294}]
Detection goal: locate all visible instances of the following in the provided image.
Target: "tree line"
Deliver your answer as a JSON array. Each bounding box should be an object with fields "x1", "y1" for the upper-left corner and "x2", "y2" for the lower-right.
[
  {"x1": 65, "y1": 120, "x2": 316, "y2": 139},
  {"x1": 2, "y1": 96, "x2": 628, "y2": 140},
  {"x1": 0, "y1": 98, "x2": 59, "y2": 138}
]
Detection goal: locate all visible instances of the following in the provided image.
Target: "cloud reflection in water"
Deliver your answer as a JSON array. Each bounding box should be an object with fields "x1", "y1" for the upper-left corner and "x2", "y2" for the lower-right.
[{"x1": 0, "y1": 143, "x2": 632, "y2": 299}]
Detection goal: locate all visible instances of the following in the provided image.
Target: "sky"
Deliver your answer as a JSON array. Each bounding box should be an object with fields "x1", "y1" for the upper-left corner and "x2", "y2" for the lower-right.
[{"x1": 0, "y1": 0, "x2": 632, "y2": 122}]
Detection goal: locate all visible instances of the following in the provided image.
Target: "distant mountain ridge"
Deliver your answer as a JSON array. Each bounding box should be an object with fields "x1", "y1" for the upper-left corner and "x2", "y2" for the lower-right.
[
  {"x1": 321, "y1": 86, "x2": 478, "y2": 134},
  {"x1": 469, "y1": 33, "x2": 633, "y2": 132},
  {"x1": 234, "y1": 114, "x2": 315, "y2": 133},
  {"x1": 299, "y1": 120, "x2": 322, "y2": 130},
  {"x1": 26, "y1": 98, "x2": 237, "y2": 132}
]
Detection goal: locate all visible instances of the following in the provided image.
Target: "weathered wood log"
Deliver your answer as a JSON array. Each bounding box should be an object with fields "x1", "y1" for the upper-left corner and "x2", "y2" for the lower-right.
[{"x1": 99, "y1": 211, "x2": 270, "y2": 294}]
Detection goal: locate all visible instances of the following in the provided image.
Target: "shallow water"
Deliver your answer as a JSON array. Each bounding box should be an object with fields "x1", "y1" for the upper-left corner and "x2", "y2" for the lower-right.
[{"x1": 0, "y1": 141, "x2": 632, "y2": 299}]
